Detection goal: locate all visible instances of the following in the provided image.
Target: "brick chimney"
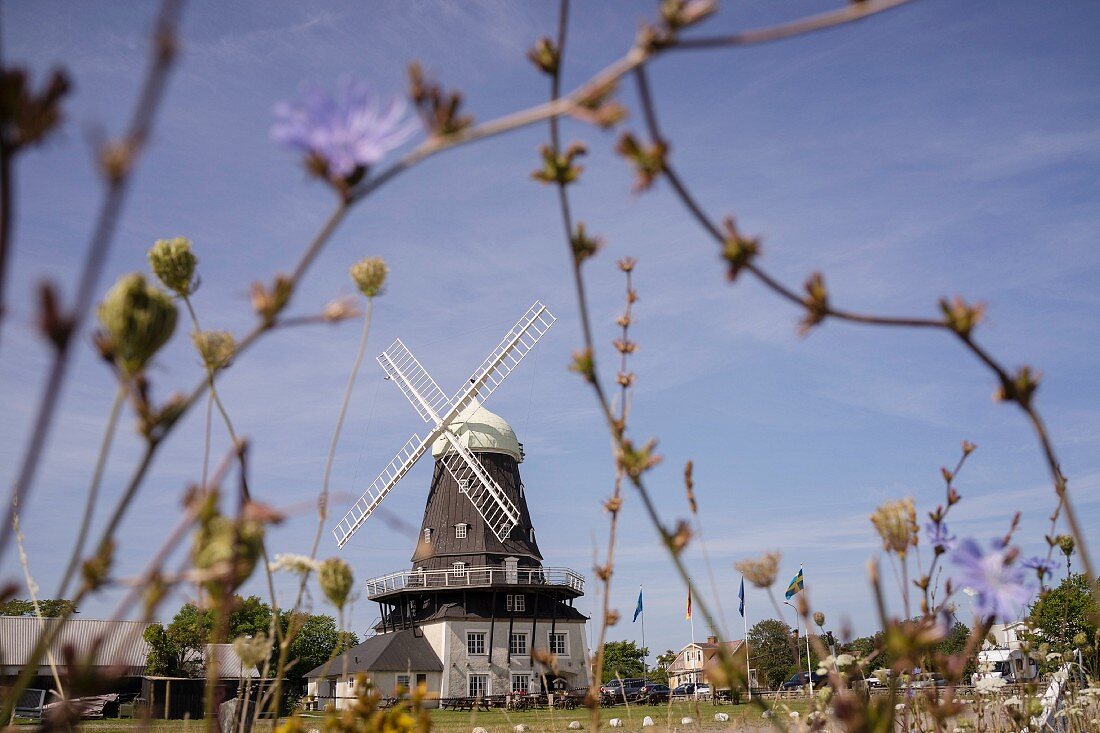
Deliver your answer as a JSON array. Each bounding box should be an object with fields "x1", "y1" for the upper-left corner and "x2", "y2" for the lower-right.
[{"x1": 706, "y1": 635, "x2": 718, "y2": 644}]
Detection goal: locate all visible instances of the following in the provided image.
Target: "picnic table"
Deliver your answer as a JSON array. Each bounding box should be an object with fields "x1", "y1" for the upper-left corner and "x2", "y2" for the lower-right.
[{"x1": 439, "y1": 697, "x2": 492, "y2": 712}]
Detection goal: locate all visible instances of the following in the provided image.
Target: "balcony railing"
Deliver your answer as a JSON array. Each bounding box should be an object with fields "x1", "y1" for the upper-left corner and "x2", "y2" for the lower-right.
[{"x1": 365, "y1": 566, "x2": 585, "y2": 597}]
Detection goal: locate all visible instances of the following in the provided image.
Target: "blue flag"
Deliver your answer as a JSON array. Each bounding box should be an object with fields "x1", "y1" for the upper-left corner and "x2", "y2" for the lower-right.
[
  {"x1": 785, "y1": 567, "x2": 805, "y2": 600},
  {"x1": 738, "y1": 577, "x2": 745, "y2": 618},
  {"x1": 633, "y1": 587, "x2": 644, "y2": 622}
]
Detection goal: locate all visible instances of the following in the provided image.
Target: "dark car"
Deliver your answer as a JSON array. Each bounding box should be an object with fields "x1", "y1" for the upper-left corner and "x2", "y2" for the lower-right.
[
  {"x1": 780, "y1": 672, "x2": 827, "y2": 690},
  {"x1": 639, "y1": 683, "x2": 670, "y2": 704},
  {"x1": 671, "y1": 682, "x2": 697, "y2": 698},
  {"x1": 600, "y1": 678, "x2": 646, "y2": 703}
]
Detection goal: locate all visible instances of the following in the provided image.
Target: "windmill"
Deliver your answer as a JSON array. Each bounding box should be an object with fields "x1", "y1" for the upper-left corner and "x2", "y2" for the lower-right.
[
  {"x1": 333, "y1": 301, "x2": 556, "y2": 548},
  {"x1": 320, "y1": 300, "x2": 589, "y2": 700}
]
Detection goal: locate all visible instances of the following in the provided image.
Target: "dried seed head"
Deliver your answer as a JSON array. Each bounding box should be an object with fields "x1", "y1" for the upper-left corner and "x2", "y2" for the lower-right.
[
  {"x1": 250, "y1": 275, "x2": 293, "y2": 325},
  {"x1": 318, "y1": 557, "x2": 354, "y2": 609},
  {"x1": 813, "y1": 611, "x2": 826, "y2": 628},
  {"x1": 870, "y1": 498, "x2": 918, "y2": 557},
  {"x1": 526, "y1": 37, "x2": 559, "y2": 75},
  {"x1": 322, "y1": 296, "x2": 360, "y2": 323},
  {"x1": 192, "y1": 330, "x2": 236, "y2": 371},
  {"x1": 1056, "y1": 534, "x2": 1076, "y2": 558},
  {"x1": 97, "y1": 273, "x2": 177, "y2": 377},
  {"x1": 147, "y1": 237, "x2": 199, "y2": 297},
  {"x1": 349, "y1": 257, "x2": 388, "y2": 298},
  {"x1": 735, "y1": 551, "x2": 781, "y2": 589}
]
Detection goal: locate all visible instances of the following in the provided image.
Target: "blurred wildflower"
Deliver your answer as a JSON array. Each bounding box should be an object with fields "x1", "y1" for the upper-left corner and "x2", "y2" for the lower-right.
[
  {"x1": 668, "y1": 520, "x2": 692, "y2": 554},
  {"x1": 720, "y1": 216, "x2": 760, "y2": 282},
  {"x1": 1021, "y1": 555, "x2": 1058, "y2": 580},
  {"x1": 619, "y1": 438, "x2": 661, "y2": 480},
  {"x1": 37, "y1": 282, "x2": 73, "y2": 348},
  {"x1": 994, "y1": 365, "x2": 1039, "y2": 405},
  {"x1": 97, "y1": 273, "x2": 177, "y2": 377},
  {"x1": 81, "y1": 541, "x2": 114, "y2": 591},
  {"x1": 616, "y1": 132, "x2": 667, "y2": 192},
  {"x1": 193, "y1": 512, "x2": 266, "y2": 597},
  {"x1": 527, "y1": 37, "x2": 559, "y2": 76},
  {"x1": 147, "y1": 237, "x2": 199, "y2": 297},
  {"x1": 813, "y1": 611, "x2": 826, "y2": 628},
  {"x1": 571, "y1": 81, "x2": 627, "y2": 129},
  {"x1": 974, "y1": 675, "x2": 1006, "y2": 694},
  {"x1": 640, "y1": 0, "x2": 716, "y2": 50},
  {"x1": 250, "y1": 275, "x2": 293, "y2": 326},
  {"x1": 940, "y1": 296, "x2": 985, "y2": 338},
  {"x1": 318, "y1": 557, "x2": 354, "y2": 609},
  {"x1": 232, "y1": 632, "x2": 270, "y2": 671},
  {"x1": 1056, "y1": 534, "x2": 1076, "y2": 558},
  {"x1": 532, "y1": 142, "x2": 586, "y2": 186},
  {"x1": 926, "y1": 520, "x2": 958, "y2": 553},
  {"x1": 0, "y1": 67, "x2": 71, "y2": 151},
  {"x1": 569, "y1": 348, "x2": 595, "y2": 383},
  {"x1": 322, "y1": 296, "x2": 359, "y2": 323},
  {"x1": 269, "y1": 553, "x2": 320, "y2": 576},
  {"x1": 870, "y1": 497, "x2": 918, "y2": 557},
  {"x1": 272, "y1": 75, "x2": 418, "y2": 187},
  {"x1": 408, "y1": 62, "x2": 472, "y2": 137},
  {"x1": 570, "y1": 222, "x2": 602, "y2": 266},
  {"x1": 349, "y1": 256, "x2": 389, "y2": 298},
  {"x1": 735, "y1": 551, "x2": 780, "y2": 588},
  {"x1": 192, "y1": 330, "x2": 236, "y2": 371},
  {"x1": 950, "y1": 538, "x2": 1034, "y2": 622},
  {"x1": 798, "y1": 271, "x2": 829, "y2": 335}
]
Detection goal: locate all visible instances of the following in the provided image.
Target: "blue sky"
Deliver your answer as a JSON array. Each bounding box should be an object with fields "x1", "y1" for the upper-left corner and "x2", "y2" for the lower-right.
[{"x1": 2, "y1": 0, "x2": 1099, "y2": 660}]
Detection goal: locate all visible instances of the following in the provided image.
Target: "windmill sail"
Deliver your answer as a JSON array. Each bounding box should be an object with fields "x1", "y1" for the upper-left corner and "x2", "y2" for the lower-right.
[{"x1": 333, "y1": 301, "x2": 555, "y2": 549}]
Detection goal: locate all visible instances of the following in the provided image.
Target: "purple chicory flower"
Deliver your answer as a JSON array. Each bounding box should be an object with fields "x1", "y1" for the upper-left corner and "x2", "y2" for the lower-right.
[
  {"x1": 950, "y1": 538, "x2": 1035, "y2": 622},
  {"x1": 1021, "y1": 556, "x2": 1059, "y2": 580},
  {"x1": 926, "y1": 520, "x2": 957, "y2": 552},
  {"x1": 272, "y1": 75, "x2": 418, "y2": 181}
]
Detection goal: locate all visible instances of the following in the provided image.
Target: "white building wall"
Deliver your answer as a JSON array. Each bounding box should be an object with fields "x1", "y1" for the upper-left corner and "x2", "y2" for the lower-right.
[{"x1": 429, "y1": 617, "x2": 589, "y2": 698}]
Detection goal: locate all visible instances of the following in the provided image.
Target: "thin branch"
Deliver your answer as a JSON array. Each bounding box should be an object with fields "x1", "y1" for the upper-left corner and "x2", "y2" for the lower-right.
[{"x1": 670, "y1": 0, "x2": 918, "y2": 51}]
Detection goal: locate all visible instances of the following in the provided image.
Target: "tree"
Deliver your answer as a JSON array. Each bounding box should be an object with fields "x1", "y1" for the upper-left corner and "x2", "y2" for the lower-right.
[
  {"x1": 649, "y1": 649, "x2": 677, "y2": 685},
  {"x1": 0, "y1": 598, "x2": 76, "y2": 617},
  {"x1": 600, "y1": 640, "x2": 648, "y2": 682},
  {"x1": 1029, "y1": 573, "x2": 1099, "y2": 675},
  {"x1": 747, "y1": 619, "x2": 797, "y2": 689},
  {"x1": 277, "y1": 611, "x2": 359, "y2": 683},
  {"x1": 145, "y1": 595, "x2": 275, "y2": 677}
]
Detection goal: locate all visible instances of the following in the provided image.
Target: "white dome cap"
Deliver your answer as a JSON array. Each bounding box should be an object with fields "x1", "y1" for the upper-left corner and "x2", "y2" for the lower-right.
[{"x1": 431, "y1": 402, "x2": 524, "y2": 463}]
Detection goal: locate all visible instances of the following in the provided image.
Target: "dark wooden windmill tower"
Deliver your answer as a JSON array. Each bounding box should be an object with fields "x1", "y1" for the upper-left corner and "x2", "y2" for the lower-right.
[{"x1": 327, "y1": 303, "x2": 589, "y2": 702}]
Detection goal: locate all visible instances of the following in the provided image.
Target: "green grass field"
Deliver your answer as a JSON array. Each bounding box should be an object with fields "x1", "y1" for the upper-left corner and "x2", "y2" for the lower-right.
[{"x1": 15, "y1": 700, "x2": 808, "y2": 732}]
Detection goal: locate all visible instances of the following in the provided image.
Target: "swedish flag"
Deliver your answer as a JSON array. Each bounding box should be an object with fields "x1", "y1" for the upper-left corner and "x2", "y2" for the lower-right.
[{"x1": 784, "y1": 566, "x2": 804, "y2": 600}]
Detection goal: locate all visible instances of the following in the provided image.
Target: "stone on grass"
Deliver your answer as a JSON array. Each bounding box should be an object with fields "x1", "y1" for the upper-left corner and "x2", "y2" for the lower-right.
[
  {"x1": 680, "y1": 717, "x2": 695, "y2": 725},
  {"x1": 568, "y1": 723, "x2": 582, "y2": 730},
  {"x1": 714, "y1": 713, "x2": 729, "y2": 723},
  {"x1": 473, "y1": 727, "x2": 489, "y2": 733},
  {"x1": 642, "y1": 716, "x2": 655, "y2": 727},
  {"x1": 609, "y1": 718, "x2": 624, "y2": 728},
  {"x1": 515, "y1": 726, "x2": 529, "y2": 733}
]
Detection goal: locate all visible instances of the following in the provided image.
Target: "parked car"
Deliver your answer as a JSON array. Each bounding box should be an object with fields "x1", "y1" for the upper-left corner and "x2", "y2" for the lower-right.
[
  {"x1": 671, "y1": 682, "x2": 696, "y2": 698},
  {"x1": 638, "y1": 683, "x2": 670, "y2": 704},
  {"x1": 694, "y1": 684, "x2": 712, "y2": 698},
  {"x1": 780, "y1": 672, "x2": 827, "y2": 690},
  {"x1": 600, "y1": 678, "x2": 646, "y2": 703}
]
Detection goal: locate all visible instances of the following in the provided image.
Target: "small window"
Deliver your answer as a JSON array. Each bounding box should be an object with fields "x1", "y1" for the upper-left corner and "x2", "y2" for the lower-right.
[
  {"x1": 467, "y1": 632, "x2": 486, "y2": 656},
  {"x1": 509, "y1": 633, "x2": 527, "y2": 656},
  {"x1": 529, "y1": 528, "x2": 535, "y2": 542},
  {"x1": 507, "y1": 594, "x2": 526, "y2": 612},
  {"x1": 452, "y1": 562, "x2": 466, "y2": 577},
  {"x1": 468, "y1": 673, "x2": 489, "y2": 698},
  {"x1": 548, "y1": 632, "x2": 567, "y2": 656},
  {"x1": 456, "y1": 523, "x2": 468, "y2": 539},
  {"x1": 458, "y1": 479, "x2": 470, "y2": 493},
  {"x1": 396, "y1": 674, "x2": 411, "y2": 691},
  {"x1": 511, "y1": 673, "x2": 531, "y2": 695},
  {"x1": 519, "y1": 483, "x2": 525, "y2": 499},
  {"x1": 423, "y1": 528, "x2": 431, "y2": 544}
]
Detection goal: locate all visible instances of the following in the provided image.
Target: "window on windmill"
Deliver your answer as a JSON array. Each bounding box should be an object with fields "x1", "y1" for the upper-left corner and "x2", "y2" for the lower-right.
[
  {"x1": 458, "y1": 479, "x2": 470, "y2": 493},
  {"x1": 519, "y1": 483, "x2": 525, "y2": 498},
  {"x1": 549, "y1": 632, "x2": 568, "y2": 656},
  {"x1": 423, "y1": 528, "x2": 431, "y2": 544},
  {"x1": 456, "y1": 523, "x2": 468, "y2": 539},
  {"x1": 467, "y1": 632, "x2": 486, "y2": 656},
  {"x1": 452, "y1": 561, "x2": 467, "y2": 577},
  {"x1": 529, "y1": 528, "x2": 535, "y2": 543},
  {"x1": 509, "y1": 632, "x2": 527, "y2": 656},
  {"x1": 507, "y1": 594, "x2": 526, "y2": 612}
]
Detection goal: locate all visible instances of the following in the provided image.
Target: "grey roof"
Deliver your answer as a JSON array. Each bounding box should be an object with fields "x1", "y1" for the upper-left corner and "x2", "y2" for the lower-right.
[
  {"x1": 0, "y1": 617, "x2": 153, "y2": 674},
  {"x1": 304, "y1": 629, "x2": 442, "y2": 679}
]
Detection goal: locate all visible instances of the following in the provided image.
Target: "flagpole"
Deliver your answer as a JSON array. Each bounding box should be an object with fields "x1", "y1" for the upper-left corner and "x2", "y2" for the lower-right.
[
  {"x1": 741, "y1": 575, "x2": 751, "y2": 702},
  {"x1": 803, "y1": 565, "x2": 813, "y2": 696},
  {"x1": 640, "y1": 584, "x2": 647, "y2": 682}
]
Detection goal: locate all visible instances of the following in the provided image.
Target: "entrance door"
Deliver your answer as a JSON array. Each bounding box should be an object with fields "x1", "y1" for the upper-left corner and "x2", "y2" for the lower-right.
[{"x1": 416, "y1": 673, "x2": 427, "y2": 690}]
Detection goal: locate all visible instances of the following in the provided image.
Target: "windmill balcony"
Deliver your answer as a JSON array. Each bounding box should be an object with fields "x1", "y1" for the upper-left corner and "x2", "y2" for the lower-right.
[{"x1": 364, "y1": 565, "x2": 585, "y2": 600}]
